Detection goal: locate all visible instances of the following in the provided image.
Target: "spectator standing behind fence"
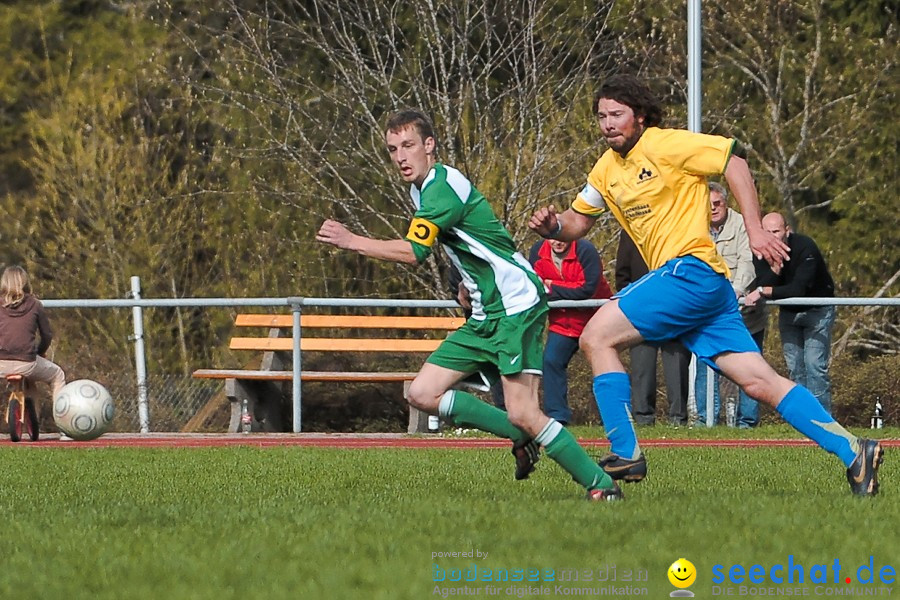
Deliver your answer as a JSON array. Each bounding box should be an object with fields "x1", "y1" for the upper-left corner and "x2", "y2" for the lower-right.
[
  {"x1": 615, "y1": 230, "x2": 691, "y2": 426},
  {"x1": 0, "y1": 266, "x2": 66, "y2": 402},
  {"x1": 744, "y1": 212, "x2": 836, "y2": 413},
  {"x1": 695, "y1": 182, "x2": 766, "y2": 428},
  {"x1": 528, "y1": 238, "x2": 612, "y2": 426}
]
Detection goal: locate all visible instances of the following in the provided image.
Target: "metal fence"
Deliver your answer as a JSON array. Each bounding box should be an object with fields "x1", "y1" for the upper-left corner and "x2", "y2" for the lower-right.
[
  {"x1": 107, "y1": 373, "x2": 226, "y2": 433},
  {"x1": 40, "y1": 278, "x2": 899, "y2": 433},
  {"x1": 21, "y1": 372, "x2": 226, "y2": 434},
  {"x1": 16, "y1": 371, "x2": 224, "y2": 433}
]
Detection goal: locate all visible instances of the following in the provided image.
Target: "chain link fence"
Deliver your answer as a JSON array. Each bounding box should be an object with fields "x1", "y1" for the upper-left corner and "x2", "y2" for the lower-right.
[
  {"x1": 113, "y1": 373, "x2": 227, "y2": 432},
  {"x1": 27, "y1": 373, "x2": 229, "y2": 434}
]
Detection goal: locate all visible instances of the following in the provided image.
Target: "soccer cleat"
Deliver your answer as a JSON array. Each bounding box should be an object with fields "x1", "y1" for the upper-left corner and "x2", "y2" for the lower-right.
[
  {"x1": 599, "y1": 452, "x2": 647, "y2": 483},
  {"x1": 587, "y1": 484, "x2": 624, "y2": 502},
  {"x1": 847, "y1": 439, "x2": 884, "y2": 497},
  {"x1": 512, "y1": 438, "x2": 540, "y2": 480}
]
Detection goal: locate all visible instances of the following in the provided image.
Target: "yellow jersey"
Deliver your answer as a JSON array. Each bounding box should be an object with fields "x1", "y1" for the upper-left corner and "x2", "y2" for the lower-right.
[{"x1": 572, "y1": 127, "x2": 735, "y2": 277}]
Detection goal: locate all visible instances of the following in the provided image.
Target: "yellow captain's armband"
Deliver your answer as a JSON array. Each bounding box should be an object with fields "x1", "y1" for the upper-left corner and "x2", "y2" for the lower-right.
[{"x1": 406, "y1": 217, "x2": 440, "y2": 247}]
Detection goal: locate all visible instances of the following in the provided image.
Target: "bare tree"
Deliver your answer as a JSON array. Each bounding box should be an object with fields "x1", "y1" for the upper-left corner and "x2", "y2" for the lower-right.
[
  {"x1": 834, "y1": 268, "x2": 900, "y2": 357},
  {"x1": 169, "y1": 0, "x2": 633, "y2": 298},
  {"x1": 701, "y1": 0, "x2": 895, "y2": 225}
]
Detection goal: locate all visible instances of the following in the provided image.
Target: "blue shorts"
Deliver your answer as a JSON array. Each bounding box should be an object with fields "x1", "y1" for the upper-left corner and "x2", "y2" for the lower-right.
[{"x1": 616, "y1": 256, "x2": 758, "y2": 370}]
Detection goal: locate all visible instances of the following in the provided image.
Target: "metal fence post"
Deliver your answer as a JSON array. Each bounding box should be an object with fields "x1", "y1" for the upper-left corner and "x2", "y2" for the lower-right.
[
  {"x1": 131, "y1": 276, "x2": 150, "y2": 433},
  {"x1": 687, "y1": 0, "x2": 702, "y2": 133},
  {"x1": 688, "y1": 354, "x2": 697, "y2": 422},
  {"x1": 290, "y1": 300, "x2": 302, "y2": 433}
]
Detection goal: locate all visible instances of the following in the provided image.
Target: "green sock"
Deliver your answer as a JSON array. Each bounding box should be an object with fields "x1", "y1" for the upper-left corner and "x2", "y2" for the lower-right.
[
  {"x1": 538, "y1": 421, "x2": 614, "y2": 490},
  {"x1": 442, "y1": 390, "x2": 527, "y2": 444}
]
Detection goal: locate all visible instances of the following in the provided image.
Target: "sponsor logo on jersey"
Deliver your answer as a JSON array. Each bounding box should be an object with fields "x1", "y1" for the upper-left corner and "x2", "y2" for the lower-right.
[{"x1": 636, "y1": 167, "x2": 656, "y2": 184}]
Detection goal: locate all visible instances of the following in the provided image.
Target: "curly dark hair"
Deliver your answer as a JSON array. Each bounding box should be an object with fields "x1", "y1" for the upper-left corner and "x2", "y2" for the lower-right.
[
  {"x1": 594, "y1": 75, "x2": 664, "y2": 127},
  {"x1": 384, "y1": 109, "x2": 436, "y2": 143}
]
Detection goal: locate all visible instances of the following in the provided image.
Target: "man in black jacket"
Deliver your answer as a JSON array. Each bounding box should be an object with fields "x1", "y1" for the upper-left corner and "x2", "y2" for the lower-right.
[{"x1": 744, "y1": 213, "x2": 836, "y2": 412}]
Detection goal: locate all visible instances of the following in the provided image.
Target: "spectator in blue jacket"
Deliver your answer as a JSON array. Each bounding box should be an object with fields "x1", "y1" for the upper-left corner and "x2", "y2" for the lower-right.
[{"x1": 529, "y1": 238, "x2": 613, "y2": 425}]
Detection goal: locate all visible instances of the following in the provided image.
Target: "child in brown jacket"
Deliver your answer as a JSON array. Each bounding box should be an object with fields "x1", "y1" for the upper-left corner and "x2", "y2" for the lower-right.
[{"x1": 0, "y1": 266, "x2": 65, "y2": 400}]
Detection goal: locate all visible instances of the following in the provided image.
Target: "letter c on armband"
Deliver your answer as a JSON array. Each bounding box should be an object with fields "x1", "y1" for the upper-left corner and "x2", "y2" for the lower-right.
[{"x1": 406, "y1": 218, "x2": 440, "y2": 247}]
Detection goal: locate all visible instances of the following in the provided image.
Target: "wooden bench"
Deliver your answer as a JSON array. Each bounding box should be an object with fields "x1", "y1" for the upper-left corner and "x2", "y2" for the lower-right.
[{"x1": 192, "y1": 314, "x2": 464, "y2": 433}]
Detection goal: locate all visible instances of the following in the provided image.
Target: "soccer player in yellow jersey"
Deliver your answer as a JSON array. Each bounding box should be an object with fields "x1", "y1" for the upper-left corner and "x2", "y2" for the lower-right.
[{"x1": 529, "y1": 75, "x2": 882, "y2": 496}]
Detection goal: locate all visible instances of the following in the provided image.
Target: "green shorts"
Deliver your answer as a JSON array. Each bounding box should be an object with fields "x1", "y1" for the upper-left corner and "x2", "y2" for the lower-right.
[{"x1": 427, "y1": 303, "x2": 548, "y2": 389}]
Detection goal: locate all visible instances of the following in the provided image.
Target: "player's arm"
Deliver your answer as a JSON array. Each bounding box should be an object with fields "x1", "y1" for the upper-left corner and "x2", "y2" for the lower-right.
[
  {"x1": 529, "y1": 183, "x2": 602, "y2": 243},
  {"x1": 554, "y1": 207, "x2": 596, "y2": 242},
  {"x1": 529, "y1": 205, "x2": 595, "y2": 241},
  {"x1": 530, "y1": 159, "x2": 609, "y2": 239},
  {"x1": 316, "y1": 219, "x2": 418, "y2": 265},
  {"x1": 724, "y1": 155, "x2": 789, "y2": 269}
]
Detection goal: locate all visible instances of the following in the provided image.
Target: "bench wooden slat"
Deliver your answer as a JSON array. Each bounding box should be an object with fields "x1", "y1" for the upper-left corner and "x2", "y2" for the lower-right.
[
  {"x1": 235, "y1": 314, "x2": 464, "y2": 330},
  {"x1": 192, "y1": 369, "x2": 419, "y2": 382},
  {"x1": 229, "y1": 337, "x2": 442, "y2": 352}
]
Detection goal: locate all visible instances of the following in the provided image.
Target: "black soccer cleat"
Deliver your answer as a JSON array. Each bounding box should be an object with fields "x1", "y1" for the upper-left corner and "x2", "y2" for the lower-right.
[
  {"x1": 847, "y1": 438, "x2": 884, "y2": 497},
  {"x1": 587, "y1": 484, "x2": 624, "y2": 502},
  {"x1": 599, "y1": 452, "x2": 647, "y2": 483},
  {"x1": 512, "y1": 438, "x2": 540, "y2": 480}
]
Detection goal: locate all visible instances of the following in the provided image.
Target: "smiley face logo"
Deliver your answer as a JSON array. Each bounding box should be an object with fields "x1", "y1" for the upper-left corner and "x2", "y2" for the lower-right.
[{"x1": 668, "y1": 558, "x2": 696, "y2": 588}]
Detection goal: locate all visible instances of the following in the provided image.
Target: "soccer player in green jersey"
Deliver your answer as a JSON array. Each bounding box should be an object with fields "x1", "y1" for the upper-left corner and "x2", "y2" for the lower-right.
[{"x1": 317, "y1": 108, "x2": 621, "y2": 501}]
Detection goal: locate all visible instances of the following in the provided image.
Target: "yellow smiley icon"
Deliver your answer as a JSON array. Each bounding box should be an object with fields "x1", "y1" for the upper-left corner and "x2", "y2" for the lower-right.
[{"x1": 668, "y1": 558, "x2": 696, "y2": 588}]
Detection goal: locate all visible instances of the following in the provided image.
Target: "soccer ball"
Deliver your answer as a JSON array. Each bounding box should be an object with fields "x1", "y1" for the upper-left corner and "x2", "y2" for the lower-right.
[{"x1": 53, "y1": 379, "x2": 115, "y2": 441}]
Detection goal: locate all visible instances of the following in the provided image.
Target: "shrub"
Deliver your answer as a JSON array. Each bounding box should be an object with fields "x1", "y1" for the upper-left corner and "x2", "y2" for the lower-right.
[{"x1": 831, "y1": 353, "x2": 900, "y2": 427}]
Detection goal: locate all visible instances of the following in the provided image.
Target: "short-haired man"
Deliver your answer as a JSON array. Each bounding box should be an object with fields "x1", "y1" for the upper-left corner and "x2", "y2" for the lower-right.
[
  {"x1": 318, "y1": 108, "x2": 622, "y2": 500},
  {"x1": 744, "y1": 212, "x2": 836, "y2": 413},
  {"x1": 528, "y1": 75, "x2": 882, "y2": 496}
]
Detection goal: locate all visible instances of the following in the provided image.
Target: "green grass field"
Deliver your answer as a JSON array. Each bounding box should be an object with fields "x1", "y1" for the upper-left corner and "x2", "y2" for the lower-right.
[{"x1": 0, "y1": 431, "x2": 895, "y2": 599}]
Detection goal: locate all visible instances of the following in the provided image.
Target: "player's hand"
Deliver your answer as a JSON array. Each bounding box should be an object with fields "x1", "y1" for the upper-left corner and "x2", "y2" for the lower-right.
[
  {"x1": 528, "y1": 205, "x2": 559, "y2": 238},
  {"x1": 457, "y1": 282, "x2": 472, "y2": 310},
  {"x1": 747, "y1": 227, "x2": 790, "y2": 270},
  {"x1": 316, "y1": 219, "x2": 355, "y2": 250}
]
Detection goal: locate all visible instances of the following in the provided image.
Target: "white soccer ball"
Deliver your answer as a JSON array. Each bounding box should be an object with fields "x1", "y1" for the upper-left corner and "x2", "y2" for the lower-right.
[{"x1": 53, "y1": 379, "x2": 115, "y2": 441}]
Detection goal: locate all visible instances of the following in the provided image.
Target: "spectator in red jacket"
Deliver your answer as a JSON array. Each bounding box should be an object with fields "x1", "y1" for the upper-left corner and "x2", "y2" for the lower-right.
[{"x1": 529, "y1": 238, "x2": 612, "y2": 425}]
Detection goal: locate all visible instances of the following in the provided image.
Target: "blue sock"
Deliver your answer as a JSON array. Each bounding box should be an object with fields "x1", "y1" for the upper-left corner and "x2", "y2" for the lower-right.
[
  {"x1": 593, "y1": 372, "x2": 641, "y2": 460},
  {"x1": 776, "y1": 385, "x2": 858, "y2": 466}
]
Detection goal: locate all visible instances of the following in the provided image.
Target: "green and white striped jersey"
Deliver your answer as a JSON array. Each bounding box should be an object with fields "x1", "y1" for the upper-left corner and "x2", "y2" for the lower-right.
[{"x1": 405, "y1": 163, "x2": 545, "y2": 320}]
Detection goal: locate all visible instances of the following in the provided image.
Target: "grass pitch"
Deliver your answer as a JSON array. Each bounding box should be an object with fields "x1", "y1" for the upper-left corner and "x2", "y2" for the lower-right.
[{"x1": 0, "y1": 434, "x2": 894, "y2": 599}]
